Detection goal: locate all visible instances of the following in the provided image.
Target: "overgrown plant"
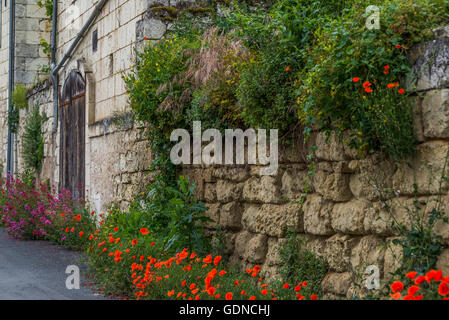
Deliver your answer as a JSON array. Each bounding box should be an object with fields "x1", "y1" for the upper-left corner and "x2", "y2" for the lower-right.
[
  {"x1": 21, "y1": 106, "x2": 48, "y2": 177},
  {"x1": 8, "y1": 84, "x2": 29, "y2": 134},
  {"x1": 278, "y1": 230, "x2": 328, "y2": 297}
]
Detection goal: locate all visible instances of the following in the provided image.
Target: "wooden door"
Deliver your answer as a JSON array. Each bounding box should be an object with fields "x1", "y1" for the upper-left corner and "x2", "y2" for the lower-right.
[{"x1": 59, "y1": 71, "x2": 86, "y2": 200}]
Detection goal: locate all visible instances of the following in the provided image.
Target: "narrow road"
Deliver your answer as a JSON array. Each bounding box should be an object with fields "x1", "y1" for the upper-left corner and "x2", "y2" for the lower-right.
[{"x1": 0, "y1": 228, "x2": 106, "y2": 300}]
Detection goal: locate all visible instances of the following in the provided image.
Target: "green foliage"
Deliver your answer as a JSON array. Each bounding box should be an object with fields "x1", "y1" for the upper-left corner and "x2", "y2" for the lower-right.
[
  {"x1": 7, "y1": 107, "x2": 19, "y2": 134},
  {"x1": 37, "y1": 0, "x2": 53, "y2": 19},
  {"x1": 278, "y1": 230, "x2": 328, "y2": 297},
  {"x1": 86, "y1": 175, "x2": 213, "y2": 295},
  {"x1": 162, "y1": 176, "x2": 212, "y2": 252},
  {"x1": 227, "y1": 0, "x2": 449, "y2": 158},
  {"x1": 130, "y1": 176, "x2": 212, "y2": 253},
  {"x1": 22, "y1": 106, "x2": 48, "y2": 175},
  {"x1": 11, "y1": 84, "x2": 29, "y2": 109}
]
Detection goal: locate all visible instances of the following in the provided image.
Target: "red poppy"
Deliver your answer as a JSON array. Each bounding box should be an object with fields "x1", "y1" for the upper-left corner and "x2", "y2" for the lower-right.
[
  {"x1": 398, "y1": 88, "x2": 405, "y2": 94},
  {"x1": 140, "y1": 228, "x2": 149, "y2": 235},
  {"x1": 207, "y1": 286, "x2": 216, "y2": 296},
  {"x1": 225, "y1": 292, "x2": 233, "y2": 300},
  {"x1": 407, "y1": 285, "x2": 420, "y2": 296},
  {"x1": 203, "y1": 255, "x2": 212, "y2": 264},
  {"x1": 261, "y1": 289, "x2": 268, "y2": 296},
  {"x1": 310, "y1": 294, "x2": 317, "y2": 300},
  {"x1": 439, "y1": 282, "x2": 449, "y2": 296},
  {"x1": 213, "y1": 256, "x2": 222, "y2": 266},
  {"x1": 406, "y1": 271, "x2": 417, "y2": 280},
  {"x1": 352, "y1": 77, "x2": 360, "y2": 83},
  {"x1": 415, "y1": 275, "x2": 426, "y2": 285},
  {"x1": 283, "y1": 283, "x2": 290, "y2": 289},
  {"x1": 79, "y1": 231, "x2": 84, "y2": 237},
  {"x1": 131, "y1": 239, "x2": 138, "y2": 246},
  {"x1": 391, "y1": 281, "x2": 404, "y2": 293},
  {"x1": 286, "y1": 66, "x2": 290, "y2": 72},
  {"x1": 395, "y1": 44, "x2": 401, "y2": 48}
]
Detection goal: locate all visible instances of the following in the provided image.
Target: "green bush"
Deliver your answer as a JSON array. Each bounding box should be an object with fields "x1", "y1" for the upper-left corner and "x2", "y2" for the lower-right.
[
  {"x1": 278, "y1": 230, "x2": 328, "y2": 297},
  {"x1": 22, "y1": 106, "x2": 47, "y2": 175}
]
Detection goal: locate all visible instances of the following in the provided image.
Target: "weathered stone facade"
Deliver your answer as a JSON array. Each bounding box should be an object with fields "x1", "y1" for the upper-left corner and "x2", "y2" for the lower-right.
[
  {"x1": 1, "y1": 0, "x2": 449, "y2": 299},
  {"x1": 179, "y1": 29, "x2": 449, "y2": 298}
]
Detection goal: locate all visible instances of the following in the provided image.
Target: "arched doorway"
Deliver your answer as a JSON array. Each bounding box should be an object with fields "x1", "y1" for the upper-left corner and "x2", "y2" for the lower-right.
[{"x1": 59, "y1": 71, "x2": 86, "y2": 200}]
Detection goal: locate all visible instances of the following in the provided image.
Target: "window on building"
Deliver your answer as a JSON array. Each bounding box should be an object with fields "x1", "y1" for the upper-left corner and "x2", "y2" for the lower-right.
[{"x1": 92, "y1": 29, "x2": 98, "y2": 52}]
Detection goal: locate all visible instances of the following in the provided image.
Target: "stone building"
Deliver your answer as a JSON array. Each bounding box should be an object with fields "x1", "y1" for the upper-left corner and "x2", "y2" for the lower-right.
[
  {"x1": 0, "y1": 0, "x2": 167, "y2": 211},
  {"x1": 1, "y1": 0, "x2": 449, "y2": 298}
]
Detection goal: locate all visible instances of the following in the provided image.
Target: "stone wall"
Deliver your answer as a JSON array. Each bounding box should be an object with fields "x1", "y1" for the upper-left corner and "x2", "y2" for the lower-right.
[
  {"x1": 23, "y1": 79, "x2": 153, "y2": 212},
  {"x1": 180, "y1": 28, "x2": 449, "y2": 299},
  {"x1": 8, "y1": 1, "x2": 449, "y2": 299}
]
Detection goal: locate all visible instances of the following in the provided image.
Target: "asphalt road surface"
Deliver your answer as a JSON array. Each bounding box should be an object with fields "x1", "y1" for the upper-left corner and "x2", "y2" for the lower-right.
[{"x1": 0, "y1": 227, "x2": 107, "y2": 300}]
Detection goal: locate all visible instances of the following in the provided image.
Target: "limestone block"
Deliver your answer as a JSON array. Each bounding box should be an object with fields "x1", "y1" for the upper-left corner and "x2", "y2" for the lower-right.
[
  {"x1": 392, "y1": 141, "x2": 449, "y2": 195},
  {"x1": 325, "y1": 234, "x2": 359, "y2": 272},
  {"x1": 436, "y1": 249, "x2": 449, "y2": 276},
  {"x1": 303, "y1": 195, "x2": 334, "y2": 236},
  {"x1": 245, "y1": 234, "x2": 268, "y2": 264},
  {"x1": 243, "y1": 176, "x2": 283, "y2": 204},
  {"x1": 363, "y1": 202, "x2": 395, "y2": 236},
  {"x1": 219, "y1": 201, "x2": 244, "y2": 231},
  {"x1": 304, "y1": 235, "x2": 327, "y2": 260},
  {"x1": 314, "y1": 170, "x2": 352, "y2": 202},
  {"x1": 204, "y1": 183, "x2": 216, "y2": 202},
  {"x1": 204, "y1": 203, "x2": 220, "y2": 229},
  {"x1": 406, "y1": 38, "x2": 449, "y2": 91},
  {"x1": 332, "y1": 199, "x2": 370, "y2": 235},
  {"x1": 211, "y1": 167, "x2": 250, "y2": 182},
  {"x1": 383, "y1": 237, "x2": 403, "y2": 282},
  {"x1": 349, "y1": 155, "x2": 397, "y2": 201},
  {"x1": 216, "y1": 180, "x2": 243, "y2": 203},
  {"x1": 315, "y1": 131, "x2": 347, "y2": 161},
  {"x1": 410, "y1": 96, "x2": 425, "y2": 142},
  {"x1": 260, "y1": 265, "x2": 281, "y2": 282},
  {"x1": 422, "y1": 89, "x2": 449, "y2": 138},
  {"x1": 322, "y1": 272, "x2": 352, "y2": 296},
  {"x1": 281, "y1": 168, "x2": 308, "y2": 200},
  {"x1": 136, "y1": 18, "x2": 167, "y2": 41},
  {"x1": 350, "y1": 236, "x2": 385, "y2": 275},
  {"x1": 234, "y1": 231, "x2": 254, "y2": 259},
  {"x1": 242, "y1": 203, "x2": 303, "y2": 237},
  {"x1": 265, "y1": 237, "x2": 284, "y2": 267}
]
